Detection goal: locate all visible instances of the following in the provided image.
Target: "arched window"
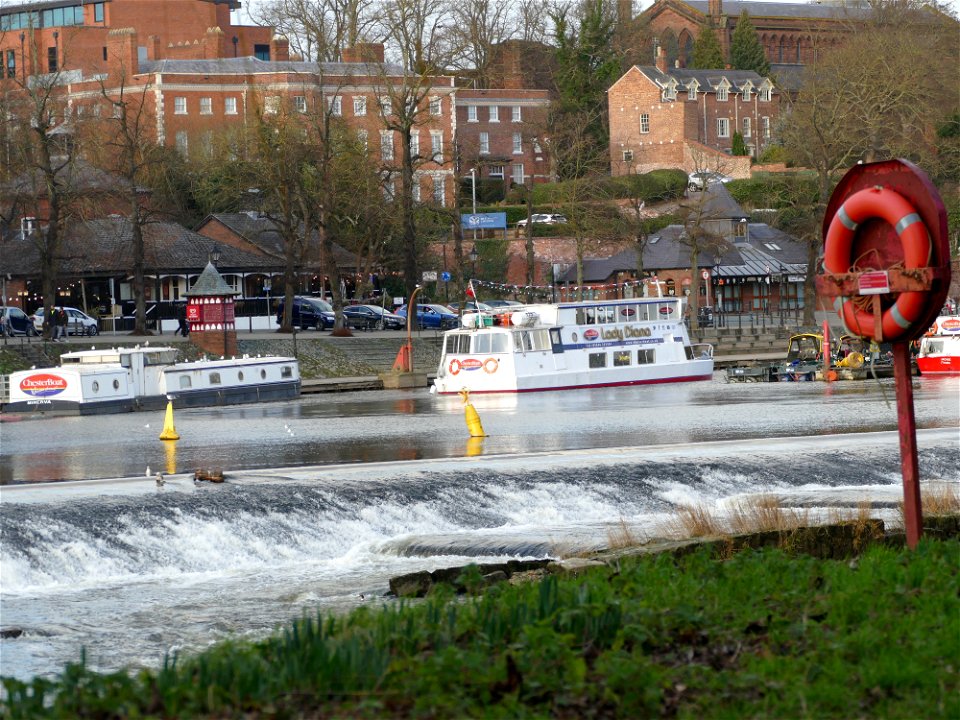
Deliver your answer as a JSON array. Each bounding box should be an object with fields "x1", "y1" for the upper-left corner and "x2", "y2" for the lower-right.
[{"x1": 778, "y1": 37, "x2": 785, "y2": 63}]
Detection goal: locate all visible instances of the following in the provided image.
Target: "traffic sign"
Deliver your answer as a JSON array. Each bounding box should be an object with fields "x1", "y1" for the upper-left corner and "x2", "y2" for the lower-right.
[
  {"x1": 422, "y1": 271, "x2": 438, "y2": 282},
  {"x1": 701, "y1": 269, "x2": 709, "y2": 280},
  {"x1": 441, "y1": 271, "x2": 451, "y2": 282}
]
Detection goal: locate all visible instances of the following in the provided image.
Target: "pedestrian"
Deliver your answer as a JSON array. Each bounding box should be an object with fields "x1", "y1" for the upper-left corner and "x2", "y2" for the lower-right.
[
  {"x1": 177, "y1": 302, "x2": 189, "y2": 337},
  {"x1": 56, "y1": 306, "x2": 68, "y2": 341}
]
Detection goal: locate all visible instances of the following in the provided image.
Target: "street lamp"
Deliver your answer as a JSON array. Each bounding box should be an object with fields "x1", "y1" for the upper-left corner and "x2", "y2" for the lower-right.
[
  {"x1": 209, "y1": 245, "x2": 221, "y2": 267},
  {"x1": 469, "y1": 168, "x2": 478, "y2": 244},
  {"x1": 468, "y1": 246, "x2": 478, "y2": 282}
]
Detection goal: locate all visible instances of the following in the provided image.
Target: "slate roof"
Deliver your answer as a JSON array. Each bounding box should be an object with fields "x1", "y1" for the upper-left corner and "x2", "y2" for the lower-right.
[
  {"x1": 2, "y1": 159, "x2": 139, "y2": 198},
  {"x1": 678, "y1": 0, "x2": 874, "y2": 21},
  {"x1": 635, "y1": 66, "x2": 771, "y2": 89},
  {"x1": 139, "y1": 57, "x2": 408, "y2": 77},
  {"x1": 768, "y1": 63, "x2": 805, "y2": 92},
  {"x1": 203, "y1": 213, "x2": 357, "y2": 268},
  {"x1": 187, "y1": 262, "x2": 240, "y2": 297},
  {"x1": 0, "y1": 217, "x2": 274, "y2": 277}
]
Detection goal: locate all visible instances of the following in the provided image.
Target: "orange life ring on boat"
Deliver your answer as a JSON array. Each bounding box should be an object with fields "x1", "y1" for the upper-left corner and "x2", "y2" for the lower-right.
[
  {"x1": 449, "y1": 359, "x2": 461, "y2": 375},
  {"x1": 824, "y1": 186, "x2": 931, "y2": 342},
  {"x1": 483, "y1": 358, "x2": 499, "y2": 374}
]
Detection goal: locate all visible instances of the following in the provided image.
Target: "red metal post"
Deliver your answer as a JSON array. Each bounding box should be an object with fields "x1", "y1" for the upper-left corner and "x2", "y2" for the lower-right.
[{"x1": 893, "y1": 341, "x2": 923, "y2": 547}]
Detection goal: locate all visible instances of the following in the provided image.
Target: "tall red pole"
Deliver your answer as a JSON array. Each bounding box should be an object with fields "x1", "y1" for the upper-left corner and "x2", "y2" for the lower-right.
[{"x1": 893, "y1": 341, "x2": 923, "y2": 547}]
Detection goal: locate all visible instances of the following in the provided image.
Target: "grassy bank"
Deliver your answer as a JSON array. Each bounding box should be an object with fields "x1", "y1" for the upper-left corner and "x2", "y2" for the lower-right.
[{"x1": 3, "y1": 537, "x2": 957, "y2": 719}]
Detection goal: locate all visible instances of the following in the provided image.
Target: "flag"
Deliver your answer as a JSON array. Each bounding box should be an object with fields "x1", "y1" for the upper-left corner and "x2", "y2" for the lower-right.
[{"x1": 466, "y1": 280, "x2": 476, "y2": 299}]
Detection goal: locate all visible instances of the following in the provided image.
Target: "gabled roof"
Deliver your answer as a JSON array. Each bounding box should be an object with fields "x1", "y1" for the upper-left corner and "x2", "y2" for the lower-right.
[
  {"x1": 644, "y1": 0, "x2": 874, "y2": 22},
  {"x1": 633, "y1": 66, "x2": 773, "y2": 91},
  {"x1": 0, "y1": 217, "x2": 272, "y2": 277}
]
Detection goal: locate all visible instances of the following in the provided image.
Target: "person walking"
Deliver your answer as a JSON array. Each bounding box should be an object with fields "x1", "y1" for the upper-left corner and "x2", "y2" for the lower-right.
[
  {"x1": 55, "y1": 306, "x2": 68, "y2": 342},
  {"x1": 177, "y1": 302, "x2": 190, "y2": 337}
]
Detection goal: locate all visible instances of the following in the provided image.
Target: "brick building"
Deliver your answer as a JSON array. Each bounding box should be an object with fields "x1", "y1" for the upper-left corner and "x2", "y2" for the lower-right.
[
  {"x1": 634, "y1": 0, "x2": 866, "y2": 72},
  {"x1": 607, "y1": 52, "x2": 780, "y2": 176},
  {"x1": 455, "y1": 88, "x2": 553, "y2": 190}
]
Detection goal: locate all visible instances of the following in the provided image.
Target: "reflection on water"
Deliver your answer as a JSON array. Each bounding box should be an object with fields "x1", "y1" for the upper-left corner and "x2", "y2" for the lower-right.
[{"x1": 1, "y1": 376, "x2": 958, "y2": 484}]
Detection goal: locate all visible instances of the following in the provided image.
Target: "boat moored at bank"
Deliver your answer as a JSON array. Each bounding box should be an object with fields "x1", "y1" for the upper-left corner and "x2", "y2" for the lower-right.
[
  {"x1": 916, "y1": 315, "x2": 960, "y2": 376},
  {"x1": 3, "y1": 346, "x2": 301, "y2": 416},
  {"x1": 432, "y1": 297, "x2": 713, "y2": 395}
]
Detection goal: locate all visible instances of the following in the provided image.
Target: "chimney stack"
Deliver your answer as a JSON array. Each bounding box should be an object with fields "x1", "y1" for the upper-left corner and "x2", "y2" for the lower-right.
[{"x1": 656, "y1": 46, "x2": 667, "y2": 73}]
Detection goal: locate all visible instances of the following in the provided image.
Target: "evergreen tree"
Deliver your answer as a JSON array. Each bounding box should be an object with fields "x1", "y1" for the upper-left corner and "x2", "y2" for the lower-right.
[
  {"x1": 732, "y1": 131, "x2": 749, "y2": 156},
  {"x1": 690, "y1": 23, "x2": 725, "y2": 69},
  {"x1": 730, "y1": 11, "x2": 770, "y2": 76}
]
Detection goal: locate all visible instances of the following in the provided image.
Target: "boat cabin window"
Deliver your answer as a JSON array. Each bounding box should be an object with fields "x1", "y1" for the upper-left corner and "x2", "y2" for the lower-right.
[
  {"x1": 474, "y1": 332, "x2": 509, "y2": 354},
  {"x1": 921, "y1": 340, "x2": 943, "y2": 355},
  {"x1": 209, "y1": 372, "x2": 222, "y2": 385},
  {"x1": 445, "y1": 333, "x2": 471, "y2": 355},
  {"x1": 596, "y1": 306, "x2": 616, "y2": 324},
  {"x1": 281, "y1": 366, "x2": 293, "y2": 378},
  {"x1": 618, "y1": 305, "x2": 638, "y2": 322},
  {"x1": 613, "y1": 351, "x2": 631, "y2": 366},
  {"x1": 549, "y1": 328, "x2": 564, "y2": 353},
  {"x1": 589, "y1": 352, "x2": 607, "y2": 368},
  {"x1": 179, "y1": 376, "x2": 192, "y2": 389},
  {"x1": 144, "y1": 351, "x2": 177, "y2": 365},
  {"x1": 513, "y1": 329, "x2": 550, "y2": 352},
  {"x1": 652, "y1": 302, "x2": 677, "y2": 320},
  {"x1": 637, "y1": 349, "x2": 655, "y2": 364}
]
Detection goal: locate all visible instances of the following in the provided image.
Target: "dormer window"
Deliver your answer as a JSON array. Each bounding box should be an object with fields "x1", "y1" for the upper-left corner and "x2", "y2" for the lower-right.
[
  {"x1": 717, "y1": 85, "x2": 729, "y2": 102},
  {"x1": 661, "y1": 79, "x2": 678, "y2": 101},
  {"x1": 741, "y1": 82, "x2": 753, "y2": 102},
  {"x1": 687, "y1": 82, "x2": 697, "y2": 100},
  {"x1": 759, "y1": 85, "x2": 772, "y2": 102}
]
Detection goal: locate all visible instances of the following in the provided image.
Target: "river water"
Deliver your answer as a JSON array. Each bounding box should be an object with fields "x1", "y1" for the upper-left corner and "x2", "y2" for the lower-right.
[{"x1": 1, "y1": 373, "x2": 958, "y2": 681}]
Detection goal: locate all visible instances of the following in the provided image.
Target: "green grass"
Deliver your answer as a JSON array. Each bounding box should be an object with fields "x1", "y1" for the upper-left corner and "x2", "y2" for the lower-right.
[{"x1": 3, "y1": 540, "x2": 958, "y2": 718}]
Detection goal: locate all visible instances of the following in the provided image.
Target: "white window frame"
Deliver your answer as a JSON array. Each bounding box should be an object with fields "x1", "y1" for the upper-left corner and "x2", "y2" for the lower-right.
[
  {"x1": 224, "y1": 97, "x2": 237, "y2": 115},
  {"x1": 327, "y1": 95, "x2": 342, "y2": 116},
  {"x1": 429, "y1": 96, "x2": 441, "y2": 115},
  {"x1": 479, "y1": 131, "x2": 489, "y2": 155},
  {"x1": 760, "y1": 87, "x2": 772, "y2": 102},
  {"x1": 379, "y1": 96, "x2": 392, "y2": 116},
  {"x1": 380, "y1": 130, "x2": 394, "y2": 161},
  {"x1": 717, "y1": 86, "x2": 728, "y2": 102},
  {"x1": 511, "y1": 163, "x2": 524, "y2": 185},
  {"x1": 742, "y1": 87, "x2": 752, "y2": 102},
  {"x1": 467, "y1": 105, "x2": 478, "y2": 122},
  {"x1": 762, "y1": 116, "x2": 771, "y2": 138},
  {"x1": 175, "y1": 130, "x2": 188, "y2": 155},
  {"x1": 640, "y1": 113, "x2": 650, "y2": 134},
  {"x1": 430, "y1": 130, "x2": 443, "y2": 161},
  {"x1": 353, "y1": 95, "x2": 366, "y2": 116},
  {"x1": 432, "y1": 176, "x2": 444, "y2": 205},
  {"x1": 199, "y1": 97, "x2": 212, "y2": 115},
  {"x1": 410, "y1": 130, "x2": 419, "y2": 158},
  {"x1": 717, "y1": 118, "x2": 730, "y2": 138},
  {"x1": 412, "y1": 180, "x2": 421, "y2": 203},
  {"x1": 687, "y1": 84, "x2": 697, "y2": 100},
  {"x1": 489, "y1": 105, "x2": 499, "y2": 122},
  {"x1": 294, "y1": 95, "x2": 307, "y2": 113},
  {"x1": 622, "y1": 149, "x2": 634, "y2": 162},
  {"x1": 512, "y1": 131, "x2": 522, "y2": 154},
  {"x1": 742, "y1": 117, "x2": 751, "y2": 138},
  {"x1": 264, "y1": 96, "x2": 281, "y2": 115},
  {"x1": 512, "y1": 105, "x2": 521, "y2": 122},
  {"x1": 488, "y1": 165, "x2": 504, "y2": 178},
  {"x1": 357, "y1": 129, "x2": 368, "y2": 150},
  {"x1": 174, "y1": 96, "x2": 187, "y2": 115}
]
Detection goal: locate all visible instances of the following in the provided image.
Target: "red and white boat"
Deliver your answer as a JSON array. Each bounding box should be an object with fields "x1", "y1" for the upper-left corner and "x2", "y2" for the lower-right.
[{"x1": 917, "y1": 315, "x2": 960, "y2": 376}]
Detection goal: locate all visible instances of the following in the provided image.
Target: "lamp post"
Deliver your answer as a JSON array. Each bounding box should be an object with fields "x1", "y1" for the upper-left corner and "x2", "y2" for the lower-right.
[
  {"x1": 209, "y1": 244, "x2": 221, "y2": 267},
  {"x1": 469, "y1": 168, "x2": 477, "y2": 244},
  {"x1": 468, "y1": 246, "x2": 478, "y2": 283},
  {"x1": 713, "y1": 263, "x2": 721, "y2": 327}
]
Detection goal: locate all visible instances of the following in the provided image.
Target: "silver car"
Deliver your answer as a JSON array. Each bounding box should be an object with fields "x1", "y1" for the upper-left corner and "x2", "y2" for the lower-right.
[{"x1": 32, "y1": 306, "x2": 100, "y2": 335}]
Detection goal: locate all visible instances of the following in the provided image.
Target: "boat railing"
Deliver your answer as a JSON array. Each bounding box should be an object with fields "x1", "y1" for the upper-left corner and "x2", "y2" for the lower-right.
[{"x1": 690, "y1": 342, "x2": 714, "y2": 359}]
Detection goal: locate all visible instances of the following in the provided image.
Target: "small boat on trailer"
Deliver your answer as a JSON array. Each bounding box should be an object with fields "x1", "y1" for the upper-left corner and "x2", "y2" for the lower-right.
[
  {"x1": 916, "y1": 315, "x2": 960, "y2": 375},
  {"x1": 2, "y1": 346, "x2": 300, "y2": 416},
  {"x1": 431, "y1": 297, "x2": 714, "y2": 395}
]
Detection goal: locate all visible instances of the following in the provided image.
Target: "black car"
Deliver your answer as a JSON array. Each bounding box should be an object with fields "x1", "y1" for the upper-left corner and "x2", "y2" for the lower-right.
[
  {"x1": 275, "y1": 297, "x2": 335, "y2": 330},
  {"x1": 343, "y1": 304, "x2": 406, "y2": 330},
  {"x1": 697, "y1": 306, "x2": 714, "y2": 327},
  {"x1": 1, "y1": 306, "x2": 38, "y2": 336}
]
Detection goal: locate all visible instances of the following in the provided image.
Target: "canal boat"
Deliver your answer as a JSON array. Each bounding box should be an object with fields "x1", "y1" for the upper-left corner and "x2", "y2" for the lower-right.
[
  {"x1": 2, "y1": 346, "x2": 300, "y2": 416},
  {"x1": 431, "y1": 297, "x2": 714, "y2": 395},
  {"x1": 916, "y1": 315, "x2": 960, "y2": 375}
]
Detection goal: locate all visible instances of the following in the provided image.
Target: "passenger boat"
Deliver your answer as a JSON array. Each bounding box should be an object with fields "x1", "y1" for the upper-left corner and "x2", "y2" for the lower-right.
[
  {"x1": 431, "y1": 297, "x2": 713, "y2": 395},
  {"x1": 916, "y1": 315, "x2": 960, "y2": 375},
  {"x1": 2, "y1": 346, "x2": 300, "y2": 416}
]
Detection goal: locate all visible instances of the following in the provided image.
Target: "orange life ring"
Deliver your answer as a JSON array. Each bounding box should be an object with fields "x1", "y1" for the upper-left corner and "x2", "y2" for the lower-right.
[
  {"x1": 823, "y1": 186, "x2": 931, "y2": 342},
  {"x1": 449, "y1": 359, "x2": 461, "y2": 375},
  {"x1": 483, "y1": 358, "x2": 499, "y2": 374}
]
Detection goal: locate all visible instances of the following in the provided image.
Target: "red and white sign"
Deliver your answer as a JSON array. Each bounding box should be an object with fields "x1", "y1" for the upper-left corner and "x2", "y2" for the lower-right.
[
  {"x1": 857, "y1": 270, "x2": 890, "y2": 295},
  {"x1": 701, "y1": 269, "x2": 709, "y2": 280},
  {"x1": 584, "y1": 329, "x2": 599, "y2": 341},
  {"x1": 19, "y1": 373, "x2": 68, "y2": 398},
  {"x1": 940, "y1": 317, "x2": 960, "y2": 334}
]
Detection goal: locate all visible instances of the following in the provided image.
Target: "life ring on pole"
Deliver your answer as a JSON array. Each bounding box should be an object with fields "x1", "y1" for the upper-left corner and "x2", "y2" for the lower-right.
[{"x1": 823, "y1": 186, "x2": 931, "y2": 342}]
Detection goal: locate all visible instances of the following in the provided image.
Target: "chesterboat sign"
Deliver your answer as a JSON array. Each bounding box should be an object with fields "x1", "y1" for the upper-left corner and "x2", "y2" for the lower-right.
[{"x1": 19, "y1": 373, "x2": 68, "y2": 398}]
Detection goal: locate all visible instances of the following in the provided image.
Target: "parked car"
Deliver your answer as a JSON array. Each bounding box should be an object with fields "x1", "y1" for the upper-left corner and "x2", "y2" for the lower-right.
[
  {"x1": 687, "y1": 171, "x2": 733, "y2": 192},
  {"x1": 1, "y1": 306, "x2": 38, "y2": 337},
  {"x1": 485, "y1": 300, "x2": 523, "y2": 309},
  {"x1": 516, "y1": 213, "x2": 568, "y2": 228},
  {"x1": 342, "y1": 304, "x2": 405, "y2": 330},
  {"x1": 32, "y1": 306, "x2": 100, "y2": 336},
  {"x1": 446, "y1": 301, "x2": 493, "y2": 314},
  {"x1": 275, "y1": 296, "x2": 335, "y2": 330},
  {"x1": 696, "y1": 306, "x2": 714, "y2": 327},
  {"x1": 395, "y1": 303, "x2": 459, "y2": 330}
]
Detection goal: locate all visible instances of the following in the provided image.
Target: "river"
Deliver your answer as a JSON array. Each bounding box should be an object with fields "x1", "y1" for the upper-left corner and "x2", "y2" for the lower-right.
[{"x1": 1, "y1": 373, "x2": 958, "y2": 681}]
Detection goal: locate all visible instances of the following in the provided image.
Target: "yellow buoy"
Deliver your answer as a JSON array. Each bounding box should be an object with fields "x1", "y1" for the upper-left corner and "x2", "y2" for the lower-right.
[
  {"x1": 159, "y1": 401, "x2": 180, "y2": 440},
  {"x1": 459, "y1": 389, "x2": 487, "y2": 438}
]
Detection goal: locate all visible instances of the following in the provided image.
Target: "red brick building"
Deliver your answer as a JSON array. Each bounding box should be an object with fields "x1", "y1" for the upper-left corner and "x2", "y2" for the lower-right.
[{"x1": 607, "y1": 52, "x2": 780, "y2": 176}]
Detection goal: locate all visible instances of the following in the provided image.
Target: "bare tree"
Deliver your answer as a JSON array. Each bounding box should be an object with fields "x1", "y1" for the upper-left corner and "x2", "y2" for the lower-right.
[
  {"x1": 447, "y1": 0, "x2": 512, "y2": 85},
  {"x1": 249, "y1": 0, "x2": 379, "y2": 62}
]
